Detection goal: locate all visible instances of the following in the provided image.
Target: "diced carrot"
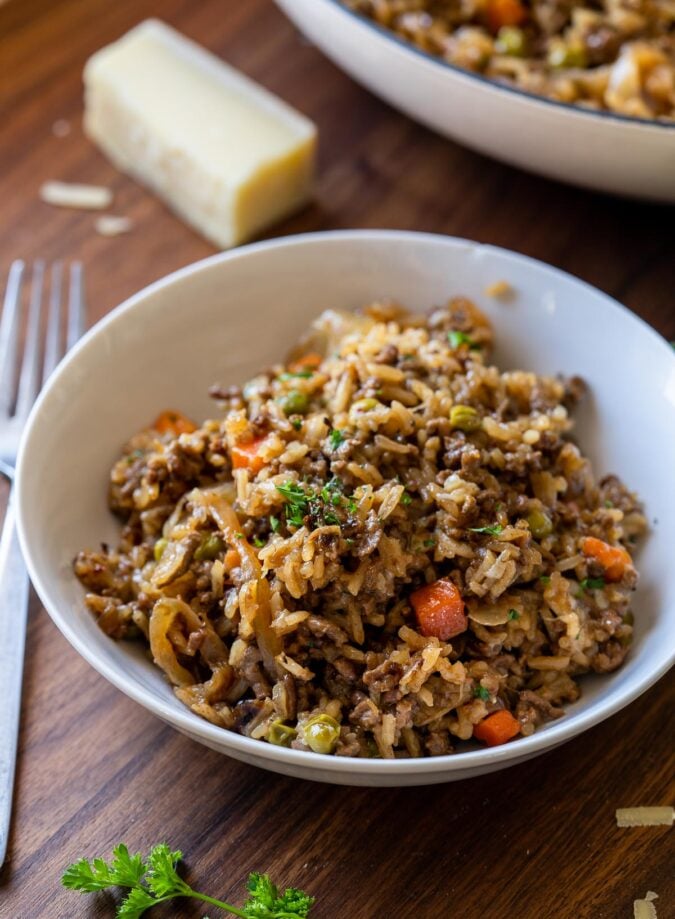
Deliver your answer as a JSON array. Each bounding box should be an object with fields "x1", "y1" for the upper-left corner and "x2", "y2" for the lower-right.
[
  {"x1": 231, "y1": 436, "x2": 267, "y2": 474},
  {"x1": 224, "y1": 548, "x2": 240, "y2": 569},
  {"x1": 153, "y1": 409, "x2": 197, "y2": 436},
  {"x1": 473, "y1": 710, "x2": 521, "y2": 746},
  {"x1": 410, "y1": 579, "x2": 468, "y2": 641},
  {"x1": 288, "y1": 352, "x2": 323, "y2": 373},
  {"x1": 581, "y1": 536, "x2": 632, "y2": 581},
  {"x1": 485, "y1": 0, "x2": 527, "y2": 32}
]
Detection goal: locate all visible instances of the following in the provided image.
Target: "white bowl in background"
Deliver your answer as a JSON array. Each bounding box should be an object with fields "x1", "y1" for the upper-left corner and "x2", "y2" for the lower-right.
[
  {"x1": 15, "y1": 231, "x2": 675, "y2": 785},
  {"x1": 275, "y1": 0, "x2": 675, "y2": 202}
]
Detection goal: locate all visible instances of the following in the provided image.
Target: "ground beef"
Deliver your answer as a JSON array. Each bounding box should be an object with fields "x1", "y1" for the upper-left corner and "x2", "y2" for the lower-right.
[
  {"x1": 591, "y1": 640, "x2": 629, "y2": 673},
  {"x1": 516, "y1": 690, "x2": 564, "y2": 727},
  {"x1": 362, "y1": 659, "x2": 403, "y2": 692}
]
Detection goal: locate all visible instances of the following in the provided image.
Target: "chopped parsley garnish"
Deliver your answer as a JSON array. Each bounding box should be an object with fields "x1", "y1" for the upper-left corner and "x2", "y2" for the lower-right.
[
  {"x1": 329, "y1": 428, "x2": 345, "y2": 450},
  {"x1": 540, "y1": 575, "x2": 551, "y2": 584},
  {"x1": 423, "y1": 538, "x2": 436, "y2": 548},
  {"x1": 269, "y1": 515, "x2": 280, "y2": 533},
  {"x1": 235, "y1": 533, "x2": 244, "y2": 540},
  {"x1": 276, "y1": 482, "x2": 310, "y2": 528},
  {"x1": 252, "y1": 536, "x2": 265, "y2": 548},
  {"x1": 319, "y1": 477, "x2": 357, "y2": 518},
  {"x1": 474, "y1": 685, "x2": 490, "y2": 701},
  {"x1": 277, "y1": 477, "x2": 357, "y2": 529},
  {"x1": 291, "y1": 418, "x2": 303, "y2": 431},
  {"x1": 279, "y1": 370, "x2": 313, "y2": 380},
  {"x1": 448, "y1": 330, "x2": 480, "y2": 350},
  {"x1": 604, "y1": 499, "x2": 613, "y2": 508},
  {"x1": 400, "y1": 490, "x2": 412, "y2": 506},
  {"x1": 321, "y1": 476, "x2": 344, "y2": 505},
  {"x1": 580, "y1": 576, "x2": 606, "y2": 591},
  {"x1": 508, "y1": 609, "x2": 520, "y2": 621},
  {"x1": 469, "y1": 524, "x2": 504, "y2": 536}
]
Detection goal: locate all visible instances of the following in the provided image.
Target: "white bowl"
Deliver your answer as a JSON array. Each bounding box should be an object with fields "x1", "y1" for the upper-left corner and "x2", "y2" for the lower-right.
[
  {"x1": 15, "y1": 231, "x2": 675, "y2": 786},
  {"x1": 276, "y1": 0, "x2": 675, "y2": 202}
]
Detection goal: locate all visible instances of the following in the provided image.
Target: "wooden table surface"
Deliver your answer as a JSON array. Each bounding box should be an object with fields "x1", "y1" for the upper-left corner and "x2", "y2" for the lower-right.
[{"x1": 1, "y1": 1, "x2": 674, "y2": 917}]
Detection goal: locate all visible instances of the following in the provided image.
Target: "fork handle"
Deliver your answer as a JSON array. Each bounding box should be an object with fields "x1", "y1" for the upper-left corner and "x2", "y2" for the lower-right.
[{"x1": 0, "y1": 495, "x2": 30, "y2": 867}]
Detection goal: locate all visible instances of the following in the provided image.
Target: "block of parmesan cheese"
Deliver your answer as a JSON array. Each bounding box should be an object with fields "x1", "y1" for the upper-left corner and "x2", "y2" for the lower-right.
[{"x1": 83, "y1": 19, "x2": 317, "y2": 248}]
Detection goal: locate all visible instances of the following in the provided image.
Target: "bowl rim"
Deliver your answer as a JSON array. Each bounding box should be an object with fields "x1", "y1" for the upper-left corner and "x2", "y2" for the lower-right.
[
  {"x1": 15, "y1": 229, "x2": 675, "y2": 777},
  {"x1": 307, "y1": 0, "x2": 675, "y2": 133}
]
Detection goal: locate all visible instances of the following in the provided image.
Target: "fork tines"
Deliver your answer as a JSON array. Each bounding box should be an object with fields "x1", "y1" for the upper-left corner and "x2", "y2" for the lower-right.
[{"x1": 0, "y1": 261, "x2": 84, "y2": 422}]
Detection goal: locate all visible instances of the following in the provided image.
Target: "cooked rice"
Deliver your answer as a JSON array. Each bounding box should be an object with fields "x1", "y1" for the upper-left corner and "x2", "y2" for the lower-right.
[
  {"x1": 74, "y1": 298, "x2": 645, "y2": 758},
  {"x1": 344, "y1": 0, "x2": 675, "y2": 121}
]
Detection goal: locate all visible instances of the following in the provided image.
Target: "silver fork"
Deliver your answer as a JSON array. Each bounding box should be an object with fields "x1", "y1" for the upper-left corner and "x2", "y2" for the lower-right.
[{"x1": 0, "y1": 260, "x2": 85, "y2": 867}]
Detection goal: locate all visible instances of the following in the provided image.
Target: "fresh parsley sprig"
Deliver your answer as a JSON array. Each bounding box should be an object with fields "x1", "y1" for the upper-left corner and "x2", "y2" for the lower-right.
[{"x1": 62, "y1": 844, "x2": 314, "y2": 919}]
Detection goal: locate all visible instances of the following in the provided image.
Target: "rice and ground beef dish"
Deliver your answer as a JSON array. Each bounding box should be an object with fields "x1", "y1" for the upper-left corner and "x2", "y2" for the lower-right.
[
  {"x1": 344, "y1": 0, "x2": 675, "y2": 120},
  {"x1": 75, "y1": 299, "x2": 645, "y2": 758}
]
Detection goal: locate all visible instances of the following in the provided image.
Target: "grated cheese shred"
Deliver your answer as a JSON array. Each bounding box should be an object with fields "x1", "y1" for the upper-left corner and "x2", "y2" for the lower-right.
[
  {"x1": 95, "y1": 214, "x2": 133, "y2": 236},
  {"x1": 40, "y1": 180, "x2": 113, "y2": 210},
  {"x1": 633, "y1": 892, "x2": 658, "y2": 919},
  {"x1": 616, "y1": 807, "x2": 674, "y2": 828}
]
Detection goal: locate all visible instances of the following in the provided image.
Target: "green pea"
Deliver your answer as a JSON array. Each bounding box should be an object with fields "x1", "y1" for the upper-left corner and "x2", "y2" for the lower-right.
[
  {"x1": 303, "y1": 713, "x2": 340, "y2": 755},
  {"x1": 352, "y1": 397, "x2": 379, "y2": 413},
  {"x1": 194, "y1": 533, "x2": 225, "y2": 561},
  {"x1": 548, "y1": 41, "x2": 587, "y2": 69},
  {"x1": 527, "y1": 509, "x2": 553, "y2": 539},
  {"x1": 496, "y1": 26, "x2": 527, "y2": 57},
  {"x1": 153, "y1": 537, "x2": 168, "y2": 562},
  {"x1": 281, "y1": 390, "x2": 309, "y2": 415},
  {"x1": 268, "y1": 720, "x2": 297, "y2": 747},
  {"x1": 450, "y1": 404, "x2": 481, "y2": 432}
]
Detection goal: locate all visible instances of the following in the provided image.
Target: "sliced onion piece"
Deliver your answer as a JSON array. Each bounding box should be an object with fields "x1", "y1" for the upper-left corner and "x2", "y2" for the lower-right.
[
  {"x1": 193, "y1": 485, "x2": 282, "y2": 675},
  {"x1": 468, "y1": 596, "x2": 526, "y2": 626},
  {"x1": 149, "y1": 597, "x2": 203, "y2": 686},
  {"x1": 468, "y1": 604, "x2": 513, "y2": 626}
]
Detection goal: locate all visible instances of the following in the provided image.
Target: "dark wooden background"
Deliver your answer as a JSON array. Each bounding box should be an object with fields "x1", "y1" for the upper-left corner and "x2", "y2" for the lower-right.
[{"x1": 1, "y1": 1, "x2": 673, "y2": 917}]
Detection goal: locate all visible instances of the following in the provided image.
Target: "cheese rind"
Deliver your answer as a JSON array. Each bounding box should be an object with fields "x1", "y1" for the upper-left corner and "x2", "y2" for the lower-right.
[{"x1": 83, "y1": 19, "x2": 317, "y2": 248}]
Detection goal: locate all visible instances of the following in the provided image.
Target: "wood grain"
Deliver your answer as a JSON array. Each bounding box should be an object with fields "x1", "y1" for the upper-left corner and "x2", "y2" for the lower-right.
[{"x1": 0, "y1": 1, "x2": 673, "y2": 916}]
